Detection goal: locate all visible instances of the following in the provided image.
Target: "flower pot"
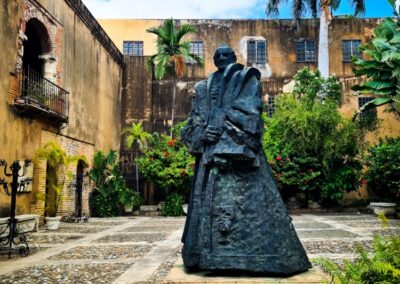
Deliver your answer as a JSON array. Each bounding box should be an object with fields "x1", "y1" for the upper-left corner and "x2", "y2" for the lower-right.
[
  {"x1": 45, "y1": 216, "x2": 62, "y2": 230},
  {"x1": 182, "y1": 204, "x2": 188, "y2": 215},
  {"x1": 370, "y1": 202, "x2": 397, "y2": 217},
  {"x1": 124, "y1": 204, "x2": 133, "y2": 213}
]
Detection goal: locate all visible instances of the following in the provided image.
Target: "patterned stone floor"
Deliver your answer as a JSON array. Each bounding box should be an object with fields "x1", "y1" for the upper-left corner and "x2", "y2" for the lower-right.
[{"x1": 0, "y1": 214, "x2": 399, "y2": 283}]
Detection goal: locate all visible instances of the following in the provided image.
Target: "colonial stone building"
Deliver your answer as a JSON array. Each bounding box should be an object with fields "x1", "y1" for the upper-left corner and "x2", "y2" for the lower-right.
[
  {"x1": 98, "y1": 18, "x2": 400, "y2": 204},
  {"x1": 0, "y1": 0, "x2": 123, "y2": 219}
]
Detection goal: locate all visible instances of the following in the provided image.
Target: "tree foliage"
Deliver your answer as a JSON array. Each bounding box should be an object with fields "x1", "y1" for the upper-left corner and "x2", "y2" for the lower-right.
[
  {"x1": 263, "y1": 68, "x2": 365, "y2": 204},
  {"x1": 352, "y1": 10, "x2": 400, "y2": 118}
]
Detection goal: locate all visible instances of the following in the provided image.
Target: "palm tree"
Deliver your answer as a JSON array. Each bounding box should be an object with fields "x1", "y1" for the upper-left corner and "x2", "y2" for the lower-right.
[
  {"x1": 266, "y1": 0, "x2": 365, "y2": 78},
  {"x1": 147, "y1": 18, "x2": 204, "y2": 136},
  {"x1": 123, "y1": 122, "x2": 150, "y2": 192}
]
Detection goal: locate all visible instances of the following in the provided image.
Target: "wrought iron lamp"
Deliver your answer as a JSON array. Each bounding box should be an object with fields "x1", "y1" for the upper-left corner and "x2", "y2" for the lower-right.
[{"x1": 0, "y1": 159, "x2": 32, "y2": 258}]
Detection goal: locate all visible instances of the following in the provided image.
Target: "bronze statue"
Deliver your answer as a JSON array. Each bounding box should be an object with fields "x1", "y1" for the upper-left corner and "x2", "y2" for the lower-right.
[{"x1": 181, "y1": 45, "x2": 311, "y2": 275}]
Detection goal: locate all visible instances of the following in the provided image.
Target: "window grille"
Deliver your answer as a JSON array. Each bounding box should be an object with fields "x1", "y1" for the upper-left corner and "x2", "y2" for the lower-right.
[
  {"x1": 267, "y1": 95, "x2": 275, "y2": 117},
  {"x1": 296, "y1": 39, "x2": 316, "y2": 62},
  {"x1": 342, "y1": 40, "x2": 362, "y2": 62},
  {"x1": 247, "y1": 40, "x2": 267, "y2": 65},
  {"x1": 123, "y1": 41, "x2": 143, "y2": 56},
  {"x1": 187, "y1": 41, "x2": 204, "y2": 63}
]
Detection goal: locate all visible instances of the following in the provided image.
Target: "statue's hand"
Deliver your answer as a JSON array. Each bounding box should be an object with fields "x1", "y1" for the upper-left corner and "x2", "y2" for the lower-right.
[{"x1": 202, "y1": 126, "x2": 222, "y2": 143}]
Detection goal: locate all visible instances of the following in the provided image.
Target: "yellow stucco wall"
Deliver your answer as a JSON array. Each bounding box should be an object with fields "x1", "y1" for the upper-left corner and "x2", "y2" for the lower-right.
[{"x1": 0, "y1": 0, "x2": 122, "y2": 217}]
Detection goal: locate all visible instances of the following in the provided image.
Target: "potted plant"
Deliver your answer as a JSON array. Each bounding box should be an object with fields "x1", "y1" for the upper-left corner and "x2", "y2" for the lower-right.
[
  {"x1": 119, "y1": 189, "x2": 141, "y2": 213},
  {"x1": 364, "y1": 137, "x2": 400, "y2": 217},
  {"x1": 34, "y1": 141, "x2": 87, "y2": 229}
]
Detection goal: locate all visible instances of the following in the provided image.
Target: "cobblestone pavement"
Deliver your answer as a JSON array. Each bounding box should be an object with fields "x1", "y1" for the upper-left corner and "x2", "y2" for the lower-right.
[{"x1": 0, "y1": 214, "x2": 399, "y2": 283}]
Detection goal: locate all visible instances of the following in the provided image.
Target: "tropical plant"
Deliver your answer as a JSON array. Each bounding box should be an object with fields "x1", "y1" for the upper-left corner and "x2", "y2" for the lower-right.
[
  {"x1": 263, "y1": 68, "x2": 366, "y2": 204},
  {"x1": 147, "y1": 18, "x2": 204, "y2": 136},
  {"x1": 352, "y1": 4, "x2": 400, "y2": 119},
  {"x1": 135, "y1": 131, "x2": 194, "y2": 194},
  {"x1": 88, "y1": 150, "x2": 133, "y2": 217},
  {"x1": 363, "y1": 137, "x2": 400, "y2": 202},
  {"x1": 162, "y1": 192, "x2": 185, "y2": 216},
  {"x1": 34, "y1": 141, "x2": 87, "y2": 217},
  {"x1": 316, "y1": 214, "x2": 400, "y2": 283},
  {"x1": 266, "y1": 0, "x2": 366, "y2": 78},
  {"x1": 122, "y1": 122, "x2": 151, "y2": 193}
]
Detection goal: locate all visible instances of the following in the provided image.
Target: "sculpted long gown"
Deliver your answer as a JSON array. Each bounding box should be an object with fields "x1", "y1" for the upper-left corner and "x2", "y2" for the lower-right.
[{"x1": 181, "y1": 63, "x2": 311, "y2": 275}]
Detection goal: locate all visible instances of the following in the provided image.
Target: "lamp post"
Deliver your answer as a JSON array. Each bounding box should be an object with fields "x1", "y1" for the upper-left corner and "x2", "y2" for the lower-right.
[{"x1": 0, "y1": 159, "x2": 32, "y2": 258}]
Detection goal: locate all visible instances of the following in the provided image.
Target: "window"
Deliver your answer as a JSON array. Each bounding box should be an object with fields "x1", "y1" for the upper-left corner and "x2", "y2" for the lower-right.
[
  {"x1": 358, "y1": 97, "x2": 377, "y2": 120},
  {"x1": 187, "y1": 41, "x2": 204, "y2": 63},
  {"x1": 342, "y1": 40, "x2": 361, "y2": 62},
  {"x1": 267, "y1": 95, "x2": 275, "y2": 117},
  {"x1": 247, "y1": 40, "x2": 267, "y2": 65},
  {"x1": 123, "y1": 41, "x2": 143, "y2": 56},
  {"x1": 296, "y1": 39, "x2": 316, "y2": 63}
]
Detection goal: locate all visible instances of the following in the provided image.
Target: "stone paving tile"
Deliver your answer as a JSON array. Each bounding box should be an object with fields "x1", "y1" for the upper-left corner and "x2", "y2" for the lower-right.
[
  {"x1": 293, "y1": 222, "x2": 333, "y2": 229},
  {"x1": 48, "y1": 244, "x2": 152, "y2": 260},
  {"x1": 149, "y1": 244, "x2": 183, "y2": 282},
  {"x1": 52, "y1": 226, "x2": 109, "y2": 234},
  {"x1": 302, "y1": 240, "x2": 372, "y2": 254},
  {"x1": 61, "y1": 221, "x2": 127, "y2": 227},
  {"x1": 0, "y1": 262, "x2": 132, "y2": 284},
  {"x1": 360, "y1": 228, "x2": 400, "y2": 237},
  {"x1": 340, "y1": 220, "x2": 400, "y2": 227},
  {"x1": 321, "y1": 214, "x2": 379, "y2": 221},
  {"x1": 27, "y1": 234, "x2": 84, "y2": 244},
  {"x1": 297, "y1": 229, "x2": 359, "y2": 239},
  {"x1": 94, "y1": 232, "x2": 167, "y2": 243},
  {"x1": 123, "y1": 226, "x2": 181, "y2": 233}
]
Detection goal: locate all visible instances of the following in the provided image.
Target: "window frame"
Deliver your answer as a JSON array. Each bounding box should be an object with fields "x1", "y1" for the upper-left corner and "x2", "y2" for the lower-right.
[
  {"x1": 358, "y1": 96, "x2": 377, "y2": 120},
  {"x1": 186, "y1": 40, "x2": 204, "y2": 64},
  {"x1": 295, "y1": 39, "x2": 317, "y2": 63},
  {"x1": 247, "y1": 40, "x2": 267, "y2": 66},
  {"x1": 123, "y1": 41, "x2": 144, "y2": 56},
  {"x1": 342, "y1": 40, "x2": 362, "y2": 63}
]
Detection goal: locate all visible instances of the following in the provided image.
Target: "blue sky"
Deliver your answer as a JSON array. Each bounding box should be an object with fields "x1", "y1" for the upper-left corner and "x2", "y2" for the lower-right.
[{"x1": 82, "y1": 0, "x2": 395, "y2": 19}]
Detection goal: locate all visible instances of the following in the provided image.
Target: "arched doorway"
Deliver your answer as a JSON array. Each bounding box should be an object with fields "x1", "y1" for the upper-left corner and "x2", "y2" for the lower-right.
[
  {"x1": 22, "y1": 18, "x2": 51, "y2": 75},
  {"x1": 75, "y1": 160, "x2": 85, "y2": 220}
]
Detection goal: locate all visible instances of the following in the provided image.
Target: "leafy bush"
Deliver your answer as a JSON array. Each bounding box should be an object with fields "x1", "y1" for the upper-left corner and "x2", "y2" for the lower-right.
[
  {"x1": 162, "y1": 192, "x2": 184, "y2": 216},
  {"x1": 135, "y1": 131, "x2": 194, "y2": 194},
  {"x1": 364, "y1": 137, "x2": 400, "y2": 202},
  {"x1": 316, "y1": 215, "x2": 400, "y2": 283},
  {"x1": 88, "y1": 150, "x2": 133, "y2": 217},
  {"x1": 263, "y1": 68, "x2": 365, "y2": 204},
  {"x1": 352, "y1": 11, "x2": 400, "y2": 117}
]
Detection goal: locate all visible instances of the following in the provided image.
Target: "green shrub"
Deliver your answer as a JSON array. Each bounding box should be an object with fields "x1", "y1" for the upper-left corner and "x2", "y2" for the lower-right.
[
  {"x1": 88, "y1": 150, "x2": 133, "y2": 217},
  {"x1": 263, "y1": 68, "x2": 366, "y2": 204},
  {"x1": 162, "y1": 192, "x2": 184, "y2": 216},
  {"x1": 135, "y1": 131, "x2": 194, "y2": 194},
  {"x1": 364, "y1": 137, "x2": 400, "y2": 202},
  {"x1": 316, "y1": 215, "x2": 400, "y2": 283}
]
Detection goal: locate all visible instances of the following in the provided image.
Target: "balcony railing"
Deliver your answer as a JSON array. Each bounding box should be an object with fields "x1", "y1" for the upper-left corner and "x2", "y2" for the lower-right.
[{"x1": 14, "y1": 67, "x2": 69, "y2": 123}]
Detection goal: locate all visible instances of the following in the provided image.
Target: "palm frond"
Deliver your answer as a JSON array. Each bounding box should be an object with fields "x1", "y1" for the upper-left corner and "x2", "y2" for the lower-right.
[
  {"x1": 176, "y1": 24, "x2": 198, "y2": 42},
  {"x1": 292, "y1": 0, "x2": 307, "y2": 19},
  {"x1": 266, "y1": 0, "x2": 285, "y2": 16},
  {"x1": 352, "y1": 0, "x2": 366, "y2": 16},
  {"x1": 307, "y1": 0, "x2": 318, "y2": 17}
]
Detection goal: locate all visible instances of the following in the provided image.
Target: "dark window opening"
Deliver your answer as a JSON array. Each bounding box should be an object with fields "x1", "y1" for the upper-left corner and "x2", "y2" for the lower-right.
[
  {"x1": 247, "y1": 40, "x2": 267, "y2": 65},
  {"x1": 296, "y1": 39, "x2": 316, "y2": 63},
  {"x1": 342, "y1": 40, "x2": 362, "y2": 62},
  {"x1": 358, "y1": 97, "x2": 377, "y2": 120},
  {"x1": 123, "y1": 41, "x2": 143, "y2": 56},
  {"x1": 23, "y1": 19, "x2": 49, "y2": 75}
]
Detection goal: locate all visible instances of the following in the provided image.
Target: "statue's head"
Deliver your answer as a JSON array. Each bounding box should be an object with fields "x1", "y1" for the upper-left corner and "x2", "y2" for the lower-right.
[{"x1": 213, "y1": 45, "x2": 237, "y2": 71}]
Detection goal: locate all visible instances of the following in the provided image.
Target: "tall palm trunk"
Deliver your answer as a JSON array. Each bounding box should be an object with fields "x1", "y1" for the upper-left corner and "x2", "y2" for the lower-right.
[
  {"x1": 170, "y1": 73, "x2": 177, "y2": 137},
  {"x1": 135, "y1": 147, "x2": 139, "y2": 193},
  {"x1": 318, "y1": 5, "x2": 331, "y2": 79}
]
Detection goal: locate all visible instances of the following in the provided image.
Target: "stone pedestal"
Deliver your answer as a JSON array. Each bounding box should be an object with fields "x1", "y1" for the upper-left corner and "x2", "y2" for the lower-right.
[{"x1": 162, "y1": 259, "x2": 328, "y2": 283}]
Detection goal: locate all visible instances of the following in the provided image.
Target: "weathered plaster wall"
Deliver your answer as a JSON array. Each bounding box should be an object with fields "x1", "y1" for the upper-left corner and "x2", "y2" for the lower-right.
[
  {"x1": 0, "y1": 0, "x2": 122, "y2": 217},
  {"x1": 100, "y1": 18, "x2": 379, "y2": 78}
]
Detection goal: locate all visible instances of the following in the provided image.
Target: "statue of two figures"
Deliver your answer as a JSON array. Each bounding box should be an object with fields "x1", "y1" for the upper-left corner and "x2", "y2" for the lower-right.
[{"x1": 181, "y1": 45, "x2": 311, "y2": 275}]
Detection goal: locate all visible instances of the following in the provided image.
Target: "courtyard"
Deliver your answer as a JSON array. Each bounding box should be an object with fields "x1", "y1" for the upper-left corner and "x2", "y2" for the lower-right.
[{"x1": 0, "y1": 213, "x2": 399, "y2": 283}]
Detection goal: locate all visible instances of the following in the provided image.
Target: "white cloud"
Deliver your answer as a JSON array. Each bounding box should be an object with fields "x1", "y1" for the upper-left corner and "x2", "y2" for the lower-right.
[{"x1": 82, "y1": 0, "x2": 267, "y2": 19}]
